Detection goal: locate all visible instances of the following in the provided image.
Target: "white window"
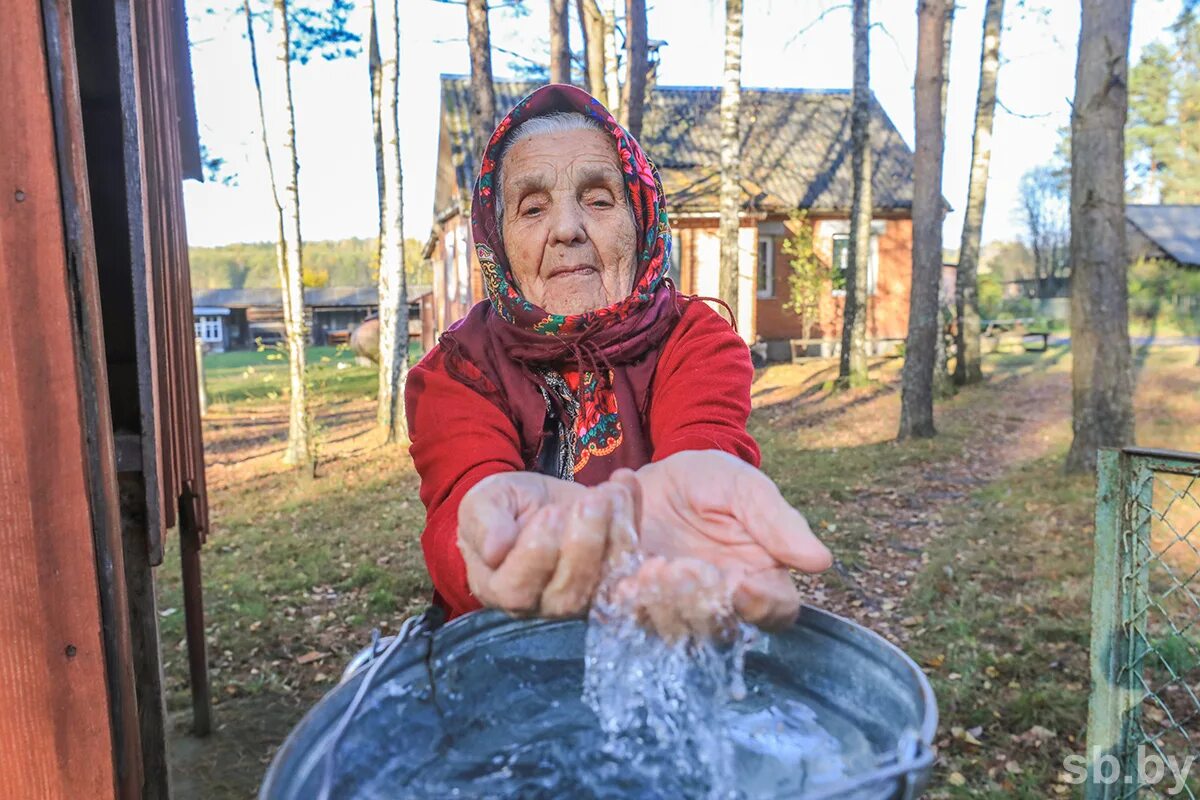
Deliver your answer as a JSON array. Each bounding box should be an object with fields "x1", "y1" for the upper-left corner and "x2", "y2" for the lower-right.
[
  {"x1": 831, "y1": 232, "x2": 880, "y2": 296},
  {"x1": 756, "y1": 236, "x2": 775, "y2": 299},
  {"x1": 194, "y1": 315, "x2": 222, "y2": 343}
]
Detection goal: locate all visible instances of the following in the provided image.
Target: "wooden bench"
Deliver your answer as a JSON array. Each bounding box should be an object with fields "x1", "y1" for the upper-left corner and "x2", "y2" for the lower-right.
[{"x1": 981, "y1": 319, "x2": 1050, "y2": 353}]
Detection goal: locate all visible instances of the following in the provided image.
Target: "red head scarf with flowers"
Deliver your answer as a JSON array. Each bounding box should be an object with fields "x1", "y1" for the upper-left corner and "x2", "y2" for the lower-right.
[{"x1": 436, "y1": 83, "x2": 681, "y2": 484}]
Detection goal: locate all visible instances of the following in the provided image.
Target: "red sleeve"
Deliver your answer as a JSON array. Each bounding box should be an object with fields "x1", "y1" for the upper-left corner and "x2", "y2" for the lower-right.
[
  {"x1": 647, "y1": 300, "x2": 761, "y2": 467},
  {"x1": 405, "y1": 348, "x2": 524, "y2": 618}
]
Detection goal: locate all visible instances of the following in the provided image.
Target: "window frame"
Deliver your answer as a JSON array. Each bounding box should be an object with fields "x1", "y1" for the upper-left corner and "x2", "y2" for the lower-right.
[{"x1": 756, "y1": 235, "x2": 775, "y2": 299}]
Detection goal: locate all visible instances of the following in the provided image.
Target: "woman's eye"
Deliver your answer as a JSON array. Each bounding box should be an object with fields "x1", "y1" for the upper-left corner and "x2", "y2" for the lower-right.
[{"x1": 522, "y1": 205, "x2": 542, "y2": 217}]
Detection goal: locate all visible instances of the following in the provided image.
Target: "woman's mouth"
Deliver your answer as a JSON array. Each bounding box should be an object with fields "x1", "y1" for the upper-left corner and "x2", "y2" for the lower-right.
[{"x1": 548, "y1": 264, "x2": 598, "y2": 279}]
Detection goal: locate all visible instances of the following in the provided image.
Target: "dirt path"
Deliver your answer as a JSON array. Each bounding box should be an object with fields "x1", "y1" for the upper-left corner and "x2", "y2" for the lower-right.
[{"x1": 783, "y1": 365, "x2": 1073, "y2": 647}]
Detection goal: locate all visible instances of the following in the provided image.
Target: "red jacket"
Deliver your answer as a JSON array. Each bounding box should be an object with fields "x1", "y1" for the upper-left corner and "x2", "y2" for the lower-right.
[{"x1": 405, "y1": 299, "x2": 761, "y2": 618}]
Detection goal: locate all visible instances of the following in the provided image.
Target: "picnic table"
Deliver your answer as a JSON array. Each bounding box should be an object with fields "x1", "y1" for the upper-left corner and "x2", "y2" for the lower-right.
[{"x1": 980, "y1": 318, "x2": 1050, "y2": 352}]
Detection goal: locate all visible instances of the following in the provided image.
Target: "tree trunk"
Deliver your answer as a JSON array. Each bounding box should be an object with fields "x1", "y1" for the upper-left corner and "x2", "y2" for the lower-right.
[
  {"x1": 619, "y1": 0, "x2": 647, "y2": 139},
  {"x1": 271, "y1": 0, "x2": 311, "y2": 468},
  {"x1": 898, "y1": 0, "x2": 950, "y2": 440},
  {"x1": 954, "y1": 0, "x2": 1004, "y2": 386},
  {"x1": 603, "y1": 0, "x2": 621, "y2": 121},
  {"x1": 373, "y1": 0, "x2": 409, "y2": 443},
  {"x1": 550, "y1": 0, "x2": 572, "y2": 84},
  {"x1": 369, "y1": 4, "x2": 384, "y2": 274},
  {"x1": 577, "y1": 0, "x2": 607, "y2": 102},
  {"x1": 717, "y1": 0, "x2": 744, "y2": 315},
  {"x1": 932, "y1": 5, "x2": 955, "y2": 400},
  {"x1": 246, "y1": 0, "x2": 312, "y2": 468},
  {"x1": 839, "y1": 0, "x2": 872, "y2": 388},
  {"x1": 1065, "y1": 0, "x2": 1135, "y2": 474},
  {"x1": 466, "y1": 0, "x2": 496, "y2": 144}
]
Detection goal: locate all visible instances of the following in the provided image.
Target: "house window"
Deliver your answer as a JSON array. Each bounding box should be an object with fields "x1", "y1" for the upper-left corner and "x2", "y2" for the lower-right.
[
  {"x1": 194, "y1": 315, "x2": 222, "y2": 343},
  {"x1": 832, "y1": 234, "x2": 849, "y2": 293},
  {"x1": 831, "y1": 233, "x2": 879, "y2": 296},
  {"x1": 668, "y1": 232, "x2": 681, "y2": 287},
  {"x1": 757, "y1": 236, "x2": 775, "y2": 298}
]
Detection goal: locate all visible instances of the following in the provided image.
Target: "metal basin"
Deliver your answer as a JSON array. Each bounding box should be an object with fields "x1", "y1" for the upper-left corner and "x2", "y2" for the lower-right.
[{"x1": 260, "y1": 606, "x2": 937, "y2": 799}]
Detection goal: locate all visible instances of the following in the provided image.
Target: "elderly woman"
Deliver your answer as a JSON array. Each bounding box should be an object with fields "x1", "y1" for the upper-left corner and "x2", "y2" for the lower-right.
[{"x1": 405, "y1": 85, "x2": 832, "y2": 637}]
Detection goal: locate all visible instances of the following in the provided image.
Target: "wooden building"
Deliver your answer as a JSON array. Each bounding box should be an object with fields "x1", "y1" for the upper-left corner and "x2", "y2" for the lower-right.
[
  {"x1": 2, "y1": 1, "x2": 210, "y2": 797},
  {"x1": 425, "y1": 77, "x2": 919, "y2": 360}
]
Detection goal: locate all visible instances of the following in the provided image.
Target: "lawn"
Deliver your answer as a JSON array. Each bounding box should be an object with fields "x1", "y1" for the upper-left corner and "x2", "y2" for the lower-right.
[{"x1": 160, "y1": 343, "x2": 1200, "y2": 798}]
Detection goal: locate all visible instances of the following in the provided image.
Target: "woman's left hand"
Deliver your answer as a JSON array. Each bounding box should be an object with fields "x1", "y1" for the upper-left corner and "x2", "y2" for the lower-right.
[{"x1": 608, "y1": 451, "x2": 833, "y2": 633}]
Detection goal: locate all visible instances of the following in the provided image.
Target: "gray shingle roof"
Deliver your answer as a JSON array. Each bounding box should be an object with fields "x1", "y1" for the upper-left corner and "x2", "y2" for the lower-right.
[
  {"x1": 434, "y1": 76, "x2": 916, "y2": 217},
  {"x1": 1127, "y1": 205, "x2": 1200, "y2": 267},
  {"x1": 191, "y1": 286, "x2": 432, "y2": 309}
]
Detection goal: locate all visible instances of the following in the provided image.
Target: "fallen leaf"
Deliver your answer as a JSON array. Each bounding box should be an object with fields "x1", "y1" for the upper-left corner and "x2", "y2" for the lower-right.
[
  {"x1": 948, "y1": 772, "x2": 966, "y2": 786},
  {"x1": 295, "y1": 650, "x2": 329, "y2": 665}
]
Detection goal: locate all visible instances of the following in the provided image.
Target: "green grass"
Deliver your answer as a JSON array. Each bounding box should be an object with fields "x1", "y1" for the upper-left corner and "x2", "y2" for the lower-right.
[{"x1": 201, "y1": 342, "x2": 423, "y2": 406}]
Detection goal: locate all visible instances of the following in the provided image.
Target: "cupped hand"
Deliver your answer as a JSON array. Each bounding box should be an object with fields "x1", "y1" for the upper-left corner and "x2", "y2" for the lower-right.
[
  {"x1": 609, "y1": 450, "x2": 833, "y2": 631},
  {"x1": 457, "y1": 472, "x2": 637, "y2": 618}
]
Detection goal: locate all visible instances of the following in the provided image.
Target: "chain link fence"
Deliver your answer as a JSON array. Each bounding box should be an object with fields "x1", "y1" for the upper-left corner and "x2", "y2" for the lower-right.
[{"x1": 1088, "y1": 447, "x2": 1200, "y2": 799}]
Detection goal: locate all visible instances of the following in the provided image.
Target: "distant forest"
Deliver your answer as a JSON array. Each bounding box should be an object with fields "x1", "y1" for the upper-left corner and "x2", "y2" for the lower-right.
[{"x1": 189, "y1": 237, "x2": 430, "y2": 289}]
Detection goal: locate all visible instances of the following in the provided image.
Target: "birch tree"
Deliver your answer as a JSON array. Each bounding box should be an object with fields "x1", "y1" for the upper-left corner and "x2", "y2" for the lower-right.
[
  {"x1": 1065, "y1": 0, "x2": 1135, "y2": 473},
  {"x1": 898, "y1": 0, "x2": 951, "y2": 439},
  {"x1": 550, "y1": 0, "x2": 571, "y2": 83},
  {"x1": 838, "y1": 0, "x2": 872, "y2": 388},
  {"x1": 244, "y1": 0, "x2": 311, "y2": 467},
  {"x1": 619, "y1": 0, "x2": 647, "y2": 139},
  {"x1": 371, "y1": 0, "x2": 408, "y2": 443},
  {"x1": 604, "y1": 1, "x2": 621, "y2": 119},
  {"x1": 717, "y1": 0, "x2": 744, "y2": 314},
  {"x1": 577, "y1": 0, "x2": 607, "y2": 101},
  {"x1": 466, "y1": 0, "x2": 497, "y2": 144},
  {"x1": 954, "y1": 0, "x2": 1004, "y2": 386}
]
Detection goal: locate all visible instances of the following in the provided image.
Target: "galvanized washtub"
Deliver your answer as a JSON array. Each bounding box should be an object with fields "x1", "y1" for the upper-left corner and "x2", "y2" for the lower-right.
[{"x1": 260, "y1": 606, "x2": 937, "y2": 799}]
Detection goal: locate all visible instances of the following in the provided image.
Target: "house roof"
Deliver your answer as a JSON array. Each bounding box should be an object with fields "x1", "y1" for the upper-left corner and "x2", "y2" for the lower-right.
[
  {"x1": 191, "y1": 286, "x2": 432, "y2": 309},
  {"x1": 433, "y1": 76, "x2": 917, "y2": 219},
  {"x1": 1126, "y1": 205, "x2": 1200, "y2": 267}
]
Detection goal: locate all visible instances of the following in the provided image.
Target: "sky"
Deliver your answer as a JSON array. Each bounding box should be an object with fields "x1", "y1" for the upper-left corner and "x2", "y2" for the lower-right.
[{"x1": 182, "y1": 0, "x2": 1185, "y2": 251}]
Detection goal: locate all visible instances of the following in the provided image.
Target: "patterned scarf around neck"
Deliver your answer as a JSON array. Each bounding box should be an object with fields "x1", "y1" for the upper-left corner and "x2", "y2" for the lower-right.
[{"x1": 437, "y1": 83, "x2": 680, "y2": 484}]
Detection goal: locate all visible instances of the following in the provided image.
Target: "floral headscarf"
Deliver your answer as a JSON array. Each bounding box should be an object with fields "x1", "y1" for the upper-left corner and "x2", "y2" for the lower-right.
[{"x1": 437, "y1": 83, "x2": 682, "y2": 484}]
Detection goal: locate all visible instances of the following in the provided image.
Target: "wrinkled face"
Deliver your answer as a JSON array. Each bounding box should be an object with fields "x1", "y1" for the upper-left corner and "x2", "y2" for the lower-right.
[{"x1": 499, "y1": 128, "x2": 637, "y2": 316}]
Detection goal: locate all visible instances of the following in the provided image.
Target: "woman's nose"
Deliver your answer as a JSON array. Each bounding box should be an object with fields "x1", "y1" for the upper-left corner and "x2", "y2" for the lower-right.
[{"x1": 547, "y1": 199, "x2": 588, "y2": 246}]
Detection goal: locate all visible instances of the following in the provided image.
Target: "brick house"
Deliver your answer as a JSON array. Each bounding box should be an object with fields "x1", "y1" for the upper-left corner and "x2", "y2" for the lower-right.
[{"x1": 425, "y1": 77, "x2": 917, "y2": 360}]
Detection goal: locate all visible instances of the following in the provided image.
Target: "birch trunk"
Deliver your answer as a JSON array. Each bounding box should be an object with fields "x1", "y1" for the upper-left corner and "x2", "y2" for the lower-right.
[
  {"x1": 550, "y1": 0, "x2": 571, "y2": 84},
  {"x1": 272, "y1": 0, "x2": 311, "y2": 467},
  {"x1": 898, "y1": 0, "x2": 950, "y2": 439},
  {"x1": 954, "y1": 0, "x2": 1004, "y2": 386},
  {"x1": 466, "y1": 0, "x2": 497, "y2": 143},
  {"x1": 246, "y1": 0, "x2": 312, "y2": 468},
  {"x1": 373, "y1": 0, "x2": 409, "y2": 443},
  {"x1": 577, "y1": 0, "x2": 607, "y2": 102},
  {"x1": 717, "y1": 0, "x2": 744, "y2": 315},
  {"x1": 1065, "y1": 0, "x2": 1135, "y2": 473},
  {"x1": 619, "y1": 0, "x2": 647, "y2": 139},
  {"x1": 838, "y1": 0, "x2": 872, "y2": 388},
  {"x1": 603, "y1": 1, "x2": 621, "y2": 121},
  {"x1": 932, "y1": 6, "x2": 955, "y2": 400}
]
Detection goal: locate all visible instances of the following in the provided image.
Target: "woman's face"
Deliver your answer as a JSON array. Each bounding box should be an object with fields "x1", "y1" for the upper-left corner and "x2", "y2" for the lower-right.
[{"x1": 499, "y1": 128, "x2": 637, "y2": 316}]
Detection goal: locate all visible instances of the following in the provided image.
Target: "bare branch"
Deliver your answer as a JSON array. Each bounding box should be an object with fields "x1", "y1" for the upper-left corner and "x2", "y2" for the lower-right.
[
  {"x1": 996, "y1": 97, "x2": 1052, "y2": 119},
  {"x1": 784, "y1": 3, "x2": 851, "y2": 49}
]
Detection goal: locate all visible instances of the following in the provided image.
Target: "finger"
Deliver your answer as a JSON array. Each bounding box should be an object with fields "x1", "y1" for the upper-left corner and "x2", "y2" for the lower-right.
[
  {"x1": 734, "y1": 472, "x2": 833, "y2": 572},
  {"x1": 460, "y1": 534, "x2": 499, "y2": 607},
  {"x1": 672, "y1": 559, "x2": 731, "y2": 640},
  {"x1": 608, "y1": 468, "x2": 644, "y2": 529},
  {"x1": 600, "y1": 481, "x2": 639, "y2": 567},
  {"x1": 733, "y1": 568, "x2": 802, "y2": 630},
  {"x1": 488, "y1": 504, "x2": 565, "y2": 613},
  {"x1": 631, "y1": 557, "x2": 681, "y2": 638},
  {"x1": 459, "y1": 474, "x2": 538, "y2": 569},
  {"x1": 541, "y1": 494, "x2": 610, "y2": 617}
]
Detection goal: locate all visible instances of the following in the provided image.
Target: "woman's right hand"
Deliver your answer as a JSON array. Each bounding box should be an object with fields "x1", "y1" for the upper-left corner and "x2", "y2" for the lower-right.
[{"x1": 457, "y1": 472, "x2": 636, "y2": 618}]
